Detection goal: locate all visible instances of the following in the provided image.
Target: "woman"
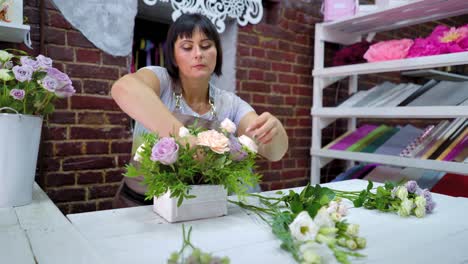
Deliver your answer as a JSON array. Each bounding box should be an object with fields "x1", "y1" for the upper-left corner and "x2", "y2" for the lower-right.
[{"x1": 111, "y1": 13, "x2": 288, "y2": 207}]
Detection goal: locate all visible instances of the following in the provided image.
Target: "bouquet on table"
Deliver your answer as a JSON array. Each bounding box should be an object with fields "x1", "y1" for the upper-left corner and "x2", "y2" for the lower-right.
[{"x1": 124, "y1": 117, "x2": 261, "y2": 205}]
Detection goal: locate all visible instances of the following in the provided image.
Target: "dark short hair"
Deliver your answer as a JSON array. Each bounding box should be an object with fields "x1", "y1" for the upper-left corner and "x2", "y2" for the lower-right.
[{"x1": 164, "y1": 13, "x2": 223, "y2": 80}]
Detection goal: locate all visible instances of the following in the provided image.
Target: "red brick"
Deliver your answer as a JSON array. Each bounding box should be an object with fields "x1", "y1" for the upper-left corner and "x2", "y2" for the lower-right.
[
  {"x1": 272, "y1": 84, "x2": 291, "y2": 94},
  {"x1": 44, "y1": 0, "x2": 58, "y2": 10},
  {"x1": 237, "y1": 92, "x2": 251, "y2": 102},
  {"x1": 291, "y1": 148, "x2": 309, "y2": 157},
  {"x1": 259, "y1": 182, "x2": 271, "y2": 191},
  {"x1": 46, "y1": 172, "x2": 75, "y2": 187},
  {"x1": 286, "y1": 119, "x2": 298, "y2": 127},
  {"x1": 111, "y1": 141, "x2": 132, "y2": 153},
  {"x1": 56, "y1": 203, "x2": 70, "y2": 215},
  {"x1": 266, "y1": 51, "x2": 295, "y2": 62},
  {"x1": 293, "y1": 86, "x2": 312, "y2": 96},
  {"x1": 260, "y1": 39, "x2": 278, "y2": 49},
  {"x1": 105, "y1": 169, "x2": 125, "y2": 183},
  {"x1": 282, "y1": 169, "x2": 305, "y2": 180},
  {"x1": 262, "y1": 171, "x2": 281, "y2": 181},
  {"x1": 241, "y1": 82, "x2": 270, "y2": 93},
  {"x1": 55, "y1": 142, "x2": 83, "y2": 156},
  {"x1": 284, "y1": 178, "x2": 309, "y2": 188},
  {"x1": 279, "y1": 74, "x2": 298, "y2": 84},
  {"x1": 85, "y1": 141, "x2": 109, "y2": 154},
  {"x1": 117, "y1": 154, "x2": 131, "y2": 166},
  {"x1": 252, "y1": 48, "x2": 265, "y2": 58},
  {"x1": 265, "y1": 72, "x2": 277, "y2": 82},
  {"x1": 238, "y1": 33, "x2": 260, "y2": 46},
  {"x1": 296, "y1": 55, "x2": 312, "y2": 65},
  {"x1": 88, "y1": 184, "x2": 120, "y2": 199},
  {"x1": 269, "y1": 107, "x2": 294, "y2": 117},
  {"x1": 239, "y1": 58, "x2": 271, "y2": 70},
  {"x1": 24, "y1": 7, "x2": 40, "y2": 24},
  {"x1": 293, "y1": 65, "x2": 311, "y2": 75},
  {"x1": 70, "y1": 202, "x2": 97, "y2": 214},
  {"x1": 77, "y1": 112, "x2": 106, "y2": 124},
  {"x1": 237, "y1": 46, "x2": 250, "y2": 56},
  {"x1": 278, "y1": 40, "x2": 292, "y2": 52},
  {"x1": 71, "y1": 127, "x2": 130, "y2": 140},
  {"x1": 44, "y1": 27, "x2": 66, "y2": 45},
  {"x1": 46, "y1": 45, "x2": 73, "y2": 61},
  {"x1": 67, "y1": 31, "x2": 96, "y2": 48},
  {"x1": 299, "y1": 118, "x2": 312, "y2": 127},
  {"x1": 71, "y1": 96, "x2": 120, "y2": 111},
  {"x1": 236, "y1": 69, "x2": 248, "y2": 80},
  {"x1": 248, "y1": 70, "x2": 264, "y2": 81},
  {"x1": 253, "y1": 94, "x2": 266, "y2": 104},
  {"x1": 67, "y1": 64, "x2": 119, "y2": 80},
  {"x1": 267, "y1": 95, "x2": 284, "y2": 104},
  {"x1": 297, "y1": 158, "x2": 309, "y2": 168},
  {"x1": 98, "y1": 199, "x2": 114, "y2": 210},
  {"x1": 295, "y1": 128, "x2": 311, "y2": 137},
  {"x1": 49, "y1": 111, "x2": 75, "y2": 124},
  {"x1": 270, "y1": 161, "x2": 283, "y2": 170},
  {"x1": 102, "y1": 53, "x2": 128, "y2": 67},
  {"x1": 107, "y1": 113, "x2": 131, "y2": 125},
  {"x1": 47, "y1": 11, "x2": 72, "y2": 29},
  {"x1": 43, "y1": 127, "x2": 67, "y2": 140},
  {"x1": 62, "y1": 156, "x2": 115, "y2": 171},
  {"x1": 75, "y1": 49, "x2": 101, "y2": 64},
  {"x1": 77, "y1": 171, "x2": 104, "y2": 184},
  {"x1": 272, "y1": 62, "x2": 291, "y2": 72},
  {"x1": 47, "y1": 187, "x2": 86, "y2": 202},
  {"x1": 283, "y1": 159, "x2": 296, "y2": 169},
  {"x1": 270, "y1": 182, "x2": 285, "y2": 190}
]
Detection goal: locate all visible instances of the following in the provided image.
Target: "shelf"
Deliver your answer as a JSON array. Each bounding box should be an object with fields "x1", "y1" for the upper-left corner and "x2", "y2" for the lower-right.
[
  {"x1": 402, "y1": 70, "x2": 468, "y2": 82},
  {"x1": 322, "y1": 0, "x2": 468, "y2": 39},
  {"x1": 312, "y1": 106, "x2": 468, "y2": 119},
  {"x1": 313, "y1": 52, "x2": 468, "y2": 78},
  {"x1": 0, "y1": 22, "x2": 30, "y2": 43},
  {"x1": 311, "y1": 149, "x2": 468, "y2": 175}
]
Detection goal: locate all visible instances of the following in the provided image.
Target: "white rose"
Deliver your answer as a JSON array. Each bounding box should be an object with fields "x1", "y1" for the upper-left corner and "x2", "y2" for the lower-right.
[
  {"x1": 289, "y1": 211, "x2": 319, "y2": 241},
  {"x1": 395, "y1": 186, "x2": 408, "y2": 200},
  {"x1": 346, "y1": 224, "x2": 359, "y2": 237},
  {"x1": 401, "y1": 198, "x2": 414, "y2": 212},
  {"x1": 414, "y1": 207, "x2": 426, "y2": 218},
  {"x1": 314, "y1": 207, "x2": 334, "y2": 228},
  {"x1": 302, "y1": 250, "x2": 321, "y2": 264},
  {"x1": 0, "y1": 69, "x2": 13, "y2": 81},
  {"x1": 197, "y1": 130, "x2": 230, "y2": 154},
  {"x1": 220, "y1": 118, "x2": 236, "y2": 134},
  {"x1": 238, "y1": 135, "x2": 258, "y2": 153},
  {"x1": 133, "y1": 143, "x2": 146, "y2": 162},
  {"x1": 414, "y1": 195, "x2": 426, "y2": 209},
  {"x1": 0, "y1": 50, "x2": 13, "y2": 62},
  {"x1": 178, "y1": 126, "x2": 190, "y2": 138}
]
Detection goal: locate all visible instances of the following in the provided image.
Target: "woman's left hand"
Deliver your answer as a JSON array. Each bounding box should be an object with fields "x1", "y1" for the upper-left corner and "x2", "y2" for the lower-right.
[{"x1": 245, "y1": 112, "x2": 281, "y2": 145}]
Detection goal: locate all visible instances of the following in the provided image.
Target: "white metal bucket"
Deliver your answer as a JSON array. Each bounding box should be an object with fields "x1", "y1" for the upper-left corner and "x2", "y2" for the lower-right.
[{"x1": 0, "y1": 108, "x2": 43, "y2": 208}]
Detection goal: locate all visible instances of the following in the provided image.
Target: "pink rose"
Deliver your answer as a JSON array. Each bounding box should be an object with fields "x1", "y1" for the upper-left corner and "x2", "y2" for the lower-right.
[
  {"x1": 197, "y1": 130, "x2": 230, "y2": 154},
  {"x1": 220, "y1": 118, "x2": 236, "y2": 134},
  {"x1": 238, "y1": 135, "x2": 258, "y2": 154},
  {"x1": 10, "y1": 89, "x2": 25, "y2": 100},
  {"x1": 151, "y1": 137, "x2": 179, "y2": 165},
  {"x1": 363, "y1": 39, "x2": 414, "y2": 62}
]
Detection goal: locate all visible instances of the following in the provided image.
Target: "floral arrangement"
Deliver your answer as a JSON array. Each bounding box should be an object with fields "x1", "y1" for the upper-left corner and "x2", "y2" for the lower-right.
[
  {"x1": 363, "y1": 39, "x2": 414, "y2": 62},
  {"x1": 167, "y1": 225, "x2": 230, "y2": 264},
  {"x1": 407, "y1": 24, "x2": 468, "y2": 58},
  {"x1": 231, "y1": 180, "x2": 436, "y2": 264},
  {"x1": 125, "y1": 118, "x2": 261, "y2": 205},
  {"x1": 332, "y1": 41, "x2": 373, "y2": 66},
  {"x1": 0, "y1": 49, "x2": 75, "y2": 116}
]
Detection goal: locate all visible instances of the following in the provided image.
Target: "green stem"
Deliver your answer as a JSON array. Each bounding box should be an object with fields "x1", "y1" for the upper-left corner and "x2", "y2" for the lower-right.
[{"x1": 248, "y1": 193, "x2": 282, "y2": 201}]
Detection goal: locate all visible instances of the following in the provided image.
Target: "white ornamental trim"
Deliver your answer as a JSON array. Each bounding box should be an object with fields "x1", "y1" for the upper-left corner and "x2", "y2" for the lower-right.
[{"x1": 142, "y1": 0, "x2": 263, "y2": 33}]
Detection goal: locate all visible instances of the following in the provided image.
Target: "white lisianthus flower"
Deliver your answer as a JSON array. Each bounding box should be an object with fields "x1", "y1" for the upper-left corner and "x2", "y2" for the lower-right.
[
  {"x1": 326, "y1": 201, "x2": 338, "y2": 214},
  {"x1": 0, "y1": 69, "x2": 13, "y2": 81},
  {"x1": 289, "y1": 211, "x2": 319, "y2": 241},
  {"x1": 395, "y1": 186, "x2": 408, "y2": 200},
  {"x1": 414, "y1": 195, "x2": 426, "y2": 209},
  {"x1": 220, "y1": 118, "x2": 236, "y2": 134},
  {"x1": 346, "y1": 239, "x2": 357, "y2": 250},
  {"x1": 414, "y1": 206, "x2": 426, "y2": 218},
  {"x1": 346, "y1": 224, "x2": 360, "y2": 237},
  {"x1": 356, "y1": 237, "x2": 367, "y2": 248},
  {"x1": 314, "y1": 207, "x2": 334, "y2": 228},
  {"x1": 302, "y1": 250, "x2": 321, "y2": 264},
  {"x1": 0, "y1": 50, "x2": 13, "y2": 62},
  {"x1": 401, "y1": 198, "x2": 414, "y2": 212},
  {"x1": 178, "y1": 126, "x2": 190, "y2": 138},
  {"x1": 330, "y1": 212, "x2": 341, "y2": 222},
  {"x1": 133, "y1": 143, "x2": 146, "y2": 162},
  {"x1": 238, "y1": 135, "x2": 258, "y2": 153}
]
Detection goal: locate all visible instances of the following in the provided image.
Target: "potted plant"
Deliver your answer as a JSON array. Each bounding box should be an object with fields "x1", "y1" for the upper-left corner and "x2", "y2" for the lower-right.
[
  {"x1": 0, "y1": 49, "x2": 75, "y2": 207},
  {"x1": 125, "y1": 118, "x2": 261, "y2": 222}
]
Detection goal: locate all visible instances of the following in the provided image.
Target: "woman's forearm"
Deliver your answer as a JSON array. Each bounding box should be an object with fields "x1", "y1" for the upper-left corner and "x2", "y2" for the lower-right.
[{"x1": 111, "y1": 75, "x2": 183, "y2": 137}]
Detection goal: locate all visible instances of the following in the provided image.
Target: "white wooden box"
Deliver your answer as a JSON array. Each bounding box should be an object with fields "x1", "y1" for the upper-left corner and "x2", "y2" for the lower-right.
[{"x1": 153, "y1": 185, "x2": 227, "y2": 223}]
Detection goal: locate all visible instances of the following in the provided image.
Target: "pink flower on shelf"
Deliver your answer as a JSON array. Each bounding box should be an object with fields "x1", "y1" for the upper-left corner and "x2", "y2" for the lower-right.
[
  {"x1": 363, "y1": 39, "x2": 414, "y2": 62},
  {"x1": 406, "y1": 38, "x2": 443, "y2": 58},
  {"x1": 10, "y1": 89, "x2": 25, "y2": 100},
  {"x1": 438, "y1": 26, "x2": 468, "y2": 43},
  {"x1": 151, "y1": 137, "x2": 179, "y2": 165}
]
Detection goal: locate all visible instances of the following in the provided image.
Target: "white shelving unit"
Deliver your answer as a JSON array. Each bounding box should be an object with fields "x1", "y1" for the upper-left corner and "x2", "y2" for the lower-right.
[{"x1": 311, "y1": 0, "x2": 468, "y2": 184}]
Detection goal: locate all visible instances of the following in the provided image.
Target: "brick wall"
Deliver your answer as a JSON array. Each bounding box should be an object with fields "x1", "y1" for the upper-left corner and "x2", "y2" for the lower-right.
[{"x1": 1, "y1": 0, "x2": 466, "y2": 213}]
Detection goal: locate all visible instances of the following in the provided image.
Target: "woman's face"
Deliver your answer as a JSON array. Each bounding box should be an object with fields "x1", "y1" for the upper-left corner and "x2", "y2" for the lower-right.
[{"x1": 174, "y1": 28, "x2": 217, "y2": 80}]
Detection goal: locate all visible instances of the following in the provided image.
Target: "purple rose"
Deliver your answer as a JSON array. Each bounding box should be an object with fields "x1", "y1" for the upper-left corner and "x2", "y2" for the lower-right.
[
  {"x1": 10, "y1": 89, "x2": 25, "y2": 100},
  {"x1": 20, "y1": 56, "x2": 40, "y2": 70},
  {"x1": 12, "y1": 65, "x2": 34, "y2": 82},
  {"x1": 229, "y1": 136, "x2": 247, "y2": 161},
  {"x1": 36, "y1": 55, "x2": 53, "y2": 69},
  {"x1": 405, "y1": 181, "x2": 418, "y2": 193},
  {"x1": 151, "y1": 137, "x2": 179, "y2": 165},
  {"x1": 54, "y1": 84, "x2": 76, "y2": 98},
  {"x1": 425, "y1": 200, "x2": 436, "y2": 213},
  {"x1": 42, "y1": 75, "x2": 59, "y2": 92},
  {"x1": 47, "y1": 67, "x2": 72, "y2": 85}
]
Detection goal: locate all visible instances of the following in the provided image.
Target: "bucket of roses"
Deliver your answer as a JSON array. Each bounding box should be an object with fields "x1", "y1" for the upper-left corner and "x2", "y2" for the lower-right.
[
  {"x1": 124, "y1": 118, "x2": 261, "y2": 223},
  {"x1": 0, "y1": 49, "x2": 75, "y2": 208}
]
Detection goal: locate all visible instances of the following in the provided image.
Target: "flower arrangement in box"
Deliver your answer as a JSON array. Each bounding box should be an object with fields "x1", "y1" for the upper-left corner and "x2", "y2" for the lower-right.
[
  {"x1": 124, "y1": 117, "x2": 261, "y2": 207},
  {"x1": 0, "y1": 49, "x2": 75, "y2": 115}
]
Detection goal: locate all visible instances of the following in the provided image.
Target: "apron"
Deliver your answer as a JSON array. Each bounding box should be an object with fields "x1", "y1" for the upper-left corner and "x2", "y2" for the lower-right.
[{"x1": 113, "y1": 87, "x2": 220, "y2": 208}]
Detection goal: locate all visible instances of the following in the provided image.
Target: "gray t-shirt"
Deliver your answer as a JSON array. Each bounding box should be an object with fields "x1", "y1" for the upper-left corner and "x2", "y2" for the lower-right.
[{"x1": 133, "y1": 66, "x2": 255, "y2": 142}]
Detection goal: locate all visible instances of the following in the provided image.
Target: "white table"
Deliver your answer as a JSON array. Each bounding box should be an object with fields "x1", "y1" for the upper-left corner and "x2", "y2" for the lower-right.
[
  {"x1": 2, "y1": 180, "x2": 468, "y2": 264},
  {"x1": 67, "y1": 180, "x2": 468, "y2": 264}
]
